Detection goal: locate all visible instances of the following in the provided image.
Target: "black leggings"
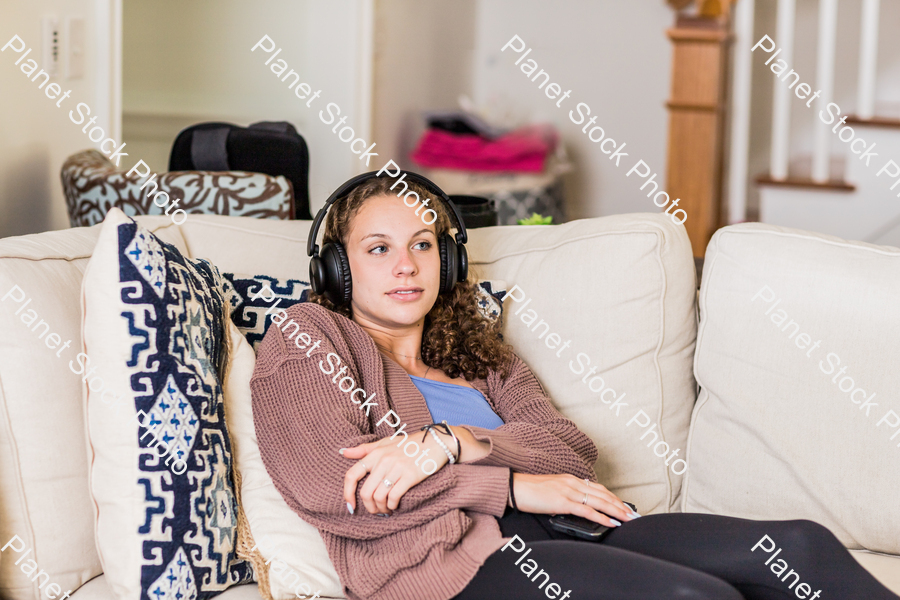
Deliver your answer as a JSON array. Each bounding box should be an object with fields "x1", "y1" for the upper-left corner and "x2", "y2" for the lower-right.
[{"x1": 454, "y1": 509, "x2": 898, "y2": 600}]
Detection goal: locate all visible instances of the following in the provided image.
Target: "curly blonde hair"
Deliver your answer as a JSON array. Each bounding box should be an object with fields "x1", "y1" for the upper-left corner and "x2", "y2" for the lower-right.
[{"x1": 308, "y1": 175, "x2": 512, "y2": 380}]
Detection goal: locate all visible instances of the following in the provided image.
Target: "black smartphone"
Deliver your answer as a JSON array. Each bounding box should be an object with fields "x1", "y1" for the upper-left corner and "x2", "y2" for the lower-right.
[
  {"x1": 548, "y1": 514, "x2": 612, "y2": 541},
  {"x1": 548, "y1": 502, "x2": 638, "y2": 542}
]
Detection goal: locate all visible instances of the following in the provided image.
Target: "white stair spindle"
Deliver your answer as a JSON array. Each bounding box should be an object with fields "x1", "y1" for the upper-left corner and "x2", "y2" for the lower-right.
[
  {"x1": 728, "y1": 0, "x2": 755, "y2": 223},
  {"x1": 812, "y1": 0, "x2": 839, "y2": 183},
  {"x1": 770, "y1": 0, "x2": 796, "y2": 181},
  {"x1": 857, "y1": 0, "x2": 880, "y2": 120}
]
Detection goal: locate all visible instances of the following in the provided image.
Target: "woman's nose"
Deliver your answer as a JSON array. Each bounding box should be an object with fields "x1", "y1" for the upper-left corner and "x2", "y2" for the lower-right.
[{"x1": 393, "y1": 249, "x2": 417, "y2": 275}]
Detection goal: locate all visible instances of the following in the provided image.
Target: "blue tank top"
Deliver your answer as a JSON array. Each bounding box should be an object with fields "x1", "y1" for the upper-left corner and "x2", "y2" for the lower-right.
[{"x1": 409, "y1": 375, "x2": 505, "y2": 430}]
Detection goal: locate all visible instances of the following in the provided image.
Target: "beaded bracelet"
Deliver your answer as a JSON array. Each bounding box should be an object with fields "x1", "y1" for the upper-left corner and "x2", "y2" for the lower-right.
[
  {"x1": 440, "y1": 420, "x2": 462, "y2": 462},
  {"x1": 427, "y1": 428, "x2": 456, "y2": 464},
  {"x1": 419, "y1": 422, "x2": 460, "y2": 462}
]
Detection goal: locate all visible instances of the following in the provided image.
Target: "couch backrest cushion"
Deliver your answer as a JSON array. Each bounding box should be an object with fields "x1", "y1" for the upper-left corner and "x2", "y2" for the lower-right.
[
  {"x1": 175, "y1": 213, "x2": 699, "y2": 513},
  {"x1": 61, "y1": 150, "x2": 294, "y2": 227},
  {"x1": 81, "y1": 209, "x2": 252, "y2": 599},
  {"x1": 465, "y1": 214, "x2": 698, "y2": 512},
  {"x1": 683, "y1": 223, "x2": 900, "y2": 555},
  {"x1": 0, "y1": 219, "x2": 186, "y2": 600},
  {"x1": 175, "y1": 215, "x2": 314, "y2": 279}
]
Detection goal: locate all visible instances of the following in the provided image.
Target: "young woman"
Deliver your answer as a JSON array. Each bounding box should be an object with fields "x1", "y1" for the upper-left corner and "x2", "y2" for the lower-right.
[{"x1": 250, "y1": 174, "x2": 898, "y2": 600}]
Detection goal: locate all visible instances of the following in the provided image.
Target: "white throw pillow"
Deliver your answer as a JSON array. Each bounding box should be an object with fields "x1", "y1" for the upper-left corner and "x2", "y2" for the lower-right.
[{"x1": 223, "y1": 320, "x2": 343, "y2": 600}]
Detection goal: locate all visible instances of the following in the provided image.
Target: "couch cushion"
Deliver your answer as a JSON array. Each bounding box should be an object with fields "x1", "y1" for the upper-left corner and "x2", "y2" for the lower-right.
[
  {"x1": 466, "y1": 214, "x2": 698, "y2": 512},
  {"x1": 684, "y1": 223, "x2": 900, "y2": 555},
  {"x1": 81, "y1": 209, "x2": 252, "y2": 599},
  {"x1": 173, "y1": 213, "x2": 698, "y2": 513},
  {"x1": 69, "y1": 577, "x2": 268, "y2": 600},
  {"x1": 175, "y1": 215, "x2": 314, "y2": 279},
  {"x1": 68, "y1": 577, "x2": 344, "y2": 600},
  {"x1": 851, "y1": 552, "x2": 900, "y2": 595},
  {"x1": 0, "y1": 219, "x2": 185, "y2": 600}
]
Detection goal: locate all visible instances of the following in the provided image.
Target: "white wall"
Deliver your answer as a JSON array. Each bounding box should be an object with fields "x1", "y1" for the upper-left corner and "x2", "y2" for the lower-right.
[
  {"x1": 2, "y1": 0, "x2": 679, "y2": 236},
  {"x1": 0, "y1": 0, "x2": 115, "y2": 238},
  {"x1": 122, "y1": 0, "x2": 369, "y2": 214},
  {"x1": 742, "y1": 0, "x2": 778, "y2": 218},
  {"x1": 470, "y1": 0, "x2": 674, "y2": 220},
  {"x1": 875, "y1": 0, "x2": 900, "y2": 112},
  {"x1": 372, "y1": 0, "x2": 675, "y2": 221},
  {"x1": 124, "y1": 0, "x2": 678, "y2": 221},
  {"x1": 371, "y1": 0, "x2": 477, "y2": 169}
]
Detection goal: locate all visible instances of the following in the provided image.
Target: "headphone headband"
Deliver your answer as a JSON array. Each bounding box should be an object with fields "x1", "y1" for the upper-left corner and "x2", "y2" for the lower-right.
[{"x1": 307, "y1": 170, "x2": 468, "y2": 257}]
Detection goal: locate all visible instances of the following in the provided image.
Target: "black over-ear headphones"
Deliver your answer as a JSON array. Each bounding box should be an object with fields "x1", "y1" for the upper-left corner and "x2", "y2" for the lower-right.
[{"x1": 307, "y1": 170, "x2": 469, "y2": 306}]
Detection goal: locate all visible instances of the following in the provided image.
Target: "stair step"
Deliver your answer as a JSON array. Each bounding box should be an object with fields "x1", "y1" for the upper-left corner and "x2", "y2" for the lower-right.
[
  {"x1": 846, "y1": 115, "x2": 900, "y2": 129},
  {"x1": 756, "y1": 175, "x2": 855, "y2": 192}
]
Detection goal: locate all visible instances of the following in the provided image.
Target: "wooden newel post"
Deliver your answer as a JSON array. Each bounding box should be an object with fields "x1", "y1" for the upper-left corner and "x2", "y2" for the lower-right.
[{"x1": 665, "y1": 0, "x2": 734, "y2": 257}]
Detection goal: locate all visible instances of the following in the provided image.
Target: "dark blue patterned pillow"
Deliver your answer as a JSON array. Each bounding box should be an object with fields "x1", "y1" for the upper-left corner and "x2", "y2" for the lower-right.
[
  {"x1": 222, "y1": 275, "x2": 310, "y2": 352},
  {"x1": 82, "y1": 210, "x2": 253, "y2": 600},
  {"x1": 222, "y1": 274, "x2": 507, "y2": 351}
]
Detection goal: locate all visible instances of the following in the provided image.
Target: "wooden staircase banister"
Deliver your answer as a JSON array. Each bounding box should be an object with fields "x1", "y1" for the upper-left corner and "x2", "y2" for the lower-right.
[{"x1": 665, "y1": 0, "x2": 736, "y2": 257}]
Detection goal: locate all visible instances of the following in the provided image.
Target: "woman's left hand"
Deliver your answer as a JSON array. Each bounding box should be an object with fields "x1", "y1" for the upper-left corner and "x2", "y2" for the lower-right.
[{"x1": 341, "y1": 432, "x2": 450, "y2": 515}]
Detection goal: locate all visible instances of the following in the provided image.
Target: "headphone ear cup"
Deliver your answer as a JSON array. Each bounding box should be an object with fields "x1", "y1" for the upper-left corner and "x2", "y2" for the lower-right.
[
  {"x1": 438, "y1": 233, "x2": 457, "y2": 295},
  {"x1": 320, "y1": 242, "x2": 352, "y2": 306},
  {"x1": 309, "y1": 255, "x2": 327, "y2": 296},
  {"x1": 457, "y1": 243, "x2": 468, "y2": 283}
]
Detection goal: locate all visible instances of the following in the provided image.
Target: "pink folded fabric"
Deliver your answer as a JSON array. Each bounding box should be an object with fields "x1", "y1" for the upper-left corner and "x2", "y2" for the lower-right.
[{"x1": 411, "y1": 124, "x2": 558, "y2": 173}]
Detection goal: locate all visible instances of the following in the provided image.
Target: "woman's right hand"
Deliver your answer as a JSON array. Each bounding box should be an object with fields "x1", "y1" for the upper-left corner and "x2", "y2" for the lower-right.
[{"x1": 511, "y1": 473, "x2": 639, "y2": 527}]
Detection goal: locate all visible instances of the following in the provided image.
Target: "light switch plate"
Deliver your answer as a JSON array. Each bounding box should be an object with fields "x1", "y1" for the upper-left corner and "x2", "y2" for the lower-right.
[
  {"x1": 67, "y1": 17, "x2": 85, "y2": 79},
  {"x1": 41, "y1": 16, "x2": 60, "y2": 76}
]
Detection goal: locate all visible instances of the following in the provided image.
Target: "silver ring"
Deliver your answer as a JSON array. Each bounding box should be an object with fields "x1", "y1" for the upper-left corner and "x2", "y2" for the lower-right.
[
  {"x1": 360, "y1": 462, "x2": 369, "y2": 472},
  {"x1": 584, "y1": 478, "x2": 591, "y2": 486},
  {"x1": 582, "y1": 492, "x2": 588, "y2": 505},
  {"x1": 383, "y1": 479, "x2": 393, "y2": 488}
]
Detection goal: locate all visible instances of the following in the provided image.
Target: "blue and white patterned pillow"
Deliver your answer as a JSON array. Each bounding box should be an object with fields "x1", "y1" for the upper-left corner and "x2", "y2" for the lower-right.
[
  {"x1": 474, "y1": 280, "x2": 505, "y2": 321},
  {"x1": 222, "y1": 274, "x2": 508, "y2": 352},
  {"x1": 222, "y1": 275, "x2": 310, "y2": 352},
  {"x1": 83, "y1": 210, "x2": 253, "y2": 600}
]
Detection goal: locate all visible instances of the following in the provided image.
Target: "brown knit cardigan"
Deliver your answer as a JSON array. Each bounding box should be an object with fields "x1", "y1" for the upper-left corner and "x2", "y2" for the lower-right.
[{"x1": 250, "y1": 303, "x2": 599, "y2": 600}]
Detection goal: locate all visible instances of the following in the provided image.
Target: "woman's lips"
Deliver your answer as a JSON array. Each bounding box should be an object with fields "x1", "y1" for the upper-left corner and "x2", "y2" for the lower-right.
[{"x1": 386, "y1": 289, "x2": 423, "y2": 302}]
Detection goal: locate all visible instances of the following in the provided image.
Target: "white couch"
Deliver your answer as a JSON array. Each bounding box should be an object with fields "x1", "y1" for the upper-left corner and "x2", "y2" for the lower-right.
[{"x1": 0, "y1": 213, "x2": 897, "y2": 599}]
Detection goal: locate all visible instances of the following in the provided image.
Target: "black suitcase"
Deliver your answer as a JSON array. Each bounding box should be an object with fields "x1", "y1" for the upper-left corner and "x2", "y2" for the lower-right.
[{"x1": 169, "y1": 121, "x2": 311, "y2": 220}]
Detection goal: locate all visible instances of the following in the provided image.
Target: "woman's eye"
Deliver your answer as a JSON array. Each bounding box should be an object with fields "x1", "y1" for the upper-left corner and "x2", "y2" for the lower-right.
[
  {"x1": 369, "y1": 244, "x2": 388, "y2": 255},
  {"x1": 414, "y1": 241, "x2": 432, "y2": 251}
]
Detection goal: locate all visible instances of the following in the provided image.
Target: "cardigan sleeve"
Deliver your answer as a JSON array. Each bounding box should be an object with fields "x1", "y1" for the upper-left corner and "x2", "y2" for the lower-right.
[
  {"x1": 250, "y1": 306, "x2": 509, "y2": 542},
  {"x1": 458, "y1": 353, "x2": 599, "y2": 481}
]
